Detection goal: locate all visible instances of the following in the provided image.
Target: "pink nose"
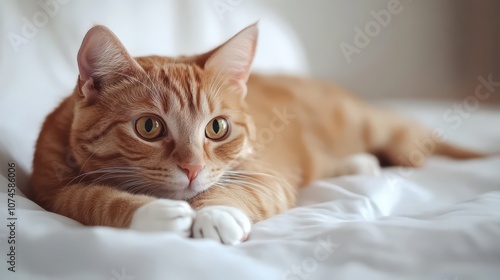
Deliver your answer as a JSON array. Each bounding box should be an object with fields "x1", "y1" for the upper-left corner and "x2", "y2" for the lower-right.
[{"x1": 178, "y1": 163, "x2": 204, "y2": 181}]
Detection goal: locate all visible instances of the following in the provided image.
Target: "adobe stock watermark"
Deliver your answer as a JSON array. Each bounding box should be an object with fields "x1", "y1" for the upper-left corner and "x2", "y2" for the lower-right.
[
  {"x1": 7, "y1": 0, "x2": 71, "y2": 53},
  {"x1": 339, "y1": 0, "x2": 412, "y2": 64},
  {"x1": 213, "y1": 0, "x2": 245, "y2": 21},
  {"x1": 385, "y1": 73, "x2": 498, "y2": 189},
  {"x1": 252, "y1": 106, "x2": 296, "y2": 152},
  {"x1": 443, "y1": 74, "x2": 500, "y2": 130},
  {"x1": 282, "y1": 235, "x2": 340, "y2": 280}
]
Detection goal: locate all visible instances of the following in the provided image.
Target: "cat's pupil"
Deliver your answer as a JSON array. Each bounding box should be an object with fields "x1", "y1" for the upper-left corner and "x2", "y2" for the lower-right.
[
  {"x1": 145, "y1": 118, "x2": 153, "y2": 133},
  {"x1": 213, "y1": 120, "x2": 220, "y2": 134}
]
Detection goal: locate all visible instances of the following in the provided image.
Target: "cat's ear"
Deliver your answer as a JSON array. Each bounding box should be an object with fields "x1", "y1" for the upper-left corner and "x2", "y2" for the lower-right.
[
  {"x1": 204, "y1": 23, "x2": 258, "y2": 96},
  {"x1": 77, "y1": 25, "x2": 143, "y2": 101}
]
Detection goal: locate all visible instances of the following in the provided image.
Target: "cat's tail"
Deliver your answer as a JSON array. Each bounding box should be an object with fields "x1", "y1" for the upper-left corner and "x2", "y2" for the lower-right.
[{"x1": 434, "y1": 142, "x2": 489, "y2": 159}]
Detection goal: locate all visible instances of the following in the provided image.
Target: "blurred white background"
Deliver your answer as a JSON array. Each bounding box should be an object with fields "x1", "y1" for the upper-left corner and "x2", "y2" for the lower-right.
[
  {"x1": 258, "y1": 0, "x2": 500, "y2": 102},
  {"x1": 2, "y1": 0, "x2": 499, "y2": 101}
]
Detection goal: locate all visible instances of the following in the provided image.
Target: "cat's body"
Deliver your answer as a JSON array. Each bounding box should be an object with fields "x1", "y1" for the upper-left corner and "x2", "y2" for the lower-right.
[{"x1": 30, "y1": 24, "x2": 483, "y2": 244}]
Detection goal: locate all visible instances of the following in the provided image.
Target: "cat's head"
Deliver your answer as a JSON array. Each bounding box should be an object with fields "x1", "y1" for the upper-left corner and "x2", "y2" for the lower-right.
[{"x1": 69, "y1": 24, "x2": 257, "y2": 200}]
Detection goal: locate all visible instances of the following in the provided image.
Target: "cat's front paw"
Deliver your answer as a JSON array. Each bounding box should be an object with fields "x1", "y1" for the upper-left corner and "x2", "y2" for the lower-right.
[
  {"x1": 192, "y1": 206, "x2": 251, "y2": 245},
  {"x1": 129, "y1": 199, "x2": 195, "y2": 236}
]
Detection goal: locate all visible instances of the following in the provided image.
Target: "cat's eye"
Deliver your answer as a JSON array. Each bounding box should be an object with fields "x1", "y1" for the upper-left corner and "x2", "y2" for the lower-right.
[
  {"x1": 205, "y1": 117, "x2": 229, "y2": 141},
  {"x1": 134, "y1": 115, "x2": 165, "y2": 141}
]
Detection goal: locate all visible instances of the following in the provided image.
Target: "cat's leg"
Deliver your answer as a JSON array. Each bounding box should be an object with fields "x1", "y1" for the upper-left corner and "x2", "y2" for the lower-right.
[
  {"x1": 374, "y1": 117, "x2": 434, "y2": 167},
  {"x1": 333, "y1": 153, "x2": 381, "y2": 176},
  {"x1": 358, "y1": 109, "x2": 434, "y2": 168},
  {"x1": 312, "y1": 149, "x2": 381, "y2": 179},
  {"x1": 49, "y1": 184, "x2": 194, "y2": 235},
  {"x1": 189, "y1": 171, "x2": 295, "y2": 244}
]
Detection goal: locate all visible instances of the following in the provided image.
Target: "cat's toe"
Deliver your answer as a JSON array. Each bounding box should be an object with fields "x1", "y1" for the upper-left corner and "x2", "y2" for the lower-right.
[
  {"x1": 129, "y1": 199, "x2": 195, "y2": 236},
  {"x1": 193, "y1": 206, "x2": 251, "y2": 245},
  {"x1": 344, "y1": 153, "x2": 381, "y2": 176}
]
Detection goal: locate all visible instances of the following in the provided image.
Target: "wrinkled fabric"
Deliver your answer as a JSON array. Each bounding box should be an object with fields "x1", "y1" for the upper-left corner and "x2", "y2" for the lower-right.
[{"x1": 1, "y1": 105, "x2": 500, "y2": 279}]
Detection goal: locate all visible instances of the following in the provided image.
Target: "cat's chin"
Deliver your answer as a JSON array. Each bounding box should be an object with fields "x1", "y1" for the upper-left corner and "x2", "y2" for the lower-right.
[
  {"x1": 155, "y1": 181, "x2": 210, "y2": 201},
  {"x1": 136, "y1": 186, "x2": 201, "y2": 201},
  {"x1": 170, "y1": 188, "x2": 202, "y2": 201}
]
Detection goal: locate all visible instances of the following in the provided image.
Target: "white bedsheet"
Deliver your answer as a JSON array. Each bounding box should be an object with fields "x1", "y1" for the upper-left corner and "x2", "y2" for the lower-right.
[
  {"x1": 0, "y1": 102, "x2": 499, "y2": 280},
  {"x1": 1, "y1": 1, "x2": 500, "y2": 279}
]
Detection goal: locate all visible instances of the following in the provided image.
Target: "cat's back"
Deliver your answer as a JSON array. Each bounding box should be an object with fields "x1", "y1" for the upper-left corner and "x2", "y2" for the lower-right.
[
  {"x1": 246, "y1": 73, "x2": 359, "y2": 105},
  {"x1": 245, "y1": 73, "x2": 363, "y2": 125}
]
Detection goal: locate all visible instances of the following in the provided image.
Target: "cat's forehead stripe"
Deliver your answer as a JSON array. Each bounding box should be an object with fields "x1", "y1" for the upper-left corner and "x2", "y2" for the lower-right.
[
  {"x1": 162, "y1": 69, "x2": 186, "y2": 110},
  {"x1": 180, "y1": 70, "x2": 196, "y2": 114},
  {"x1": 161, "y1": 64, "x2": 207, "y2": 116},
  {"x1": 207, "y1": 92, "x2": 215, "y2": 114},
  {"x1": 167, "y1": 66, "x2": 188, "y2": 111},
  {"x1": 189, "y1": 66, "x2": 202, "y2": 111}
]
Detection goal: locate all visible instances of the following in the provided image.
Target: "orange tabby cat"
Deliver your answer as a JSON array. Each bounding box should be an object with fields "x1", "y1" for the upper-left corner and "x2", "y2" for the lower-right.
[{"x1": 30, "y1": 24, "x2": 483, "y2": 244}]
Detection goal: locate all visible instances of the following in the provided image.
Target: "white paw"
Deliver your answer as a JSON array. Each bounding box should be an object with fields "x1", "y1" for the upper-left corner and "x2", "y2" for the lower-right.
[
  {"x1": 192, "y1": 206, "x2": 251, "y2": 245},
  {"x1": 129, "y1": 199, "x2": 195, "y2": 236},
  {"x1": 342, "y1": 153, "x2": 381, "y2": 176}
]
